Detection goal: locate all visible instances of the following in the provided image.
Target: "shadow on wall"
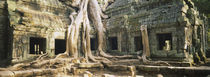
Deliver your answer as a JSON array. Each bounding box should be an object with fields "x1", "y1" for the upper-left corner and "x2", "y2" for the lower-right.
[
  {"x1": 206, "y1": 49, "x2": 210, "y2": 58},
  {"x1": 0, "y1": 1, "x2": 13, "y2": 67}
]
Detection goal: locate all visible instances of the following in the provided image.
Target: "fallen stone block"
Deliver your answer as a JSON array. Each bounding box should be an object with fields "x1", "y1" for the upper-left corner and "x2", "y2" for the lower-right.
[
  {"x1": 13, "y1": 70, "x2": 33, "y2": 77},
  {"x1": 0, "y1": 71, "x2": 14, "y2": 77},
  {"x1": 32, "y1": 69, "x2": 44, "y2": 76},
  {"x1": 41, "y1": 69, "x2": 54, "y2": 75},
  {"x1": 107, "y1": 65, "x2": 129, "y2": 71},
  {"x1": 77, "y1": 63, "x2": 103, "y2": 69}
]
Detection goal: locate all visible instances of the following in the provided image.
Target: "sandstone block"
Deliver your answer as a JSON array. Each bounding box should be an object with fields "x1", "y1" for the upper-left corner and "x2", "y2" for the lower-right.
[{"x1": 0, "y1": 71, "x2": 14, "y2": 77}]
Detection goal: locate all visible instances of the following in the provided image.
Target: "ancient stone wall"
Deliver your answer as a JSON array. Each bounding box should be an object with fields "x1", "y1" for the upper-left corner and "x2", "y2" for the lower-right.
[
  {"x1": 0, "y1": 0, "x2": 207, "y2": 62},
  {"x1": 105, "y1": 0, "x2": 208, "y2": 60},
  {"x1": 7, "y1": 0, "x2": 73, "y2": 60}
]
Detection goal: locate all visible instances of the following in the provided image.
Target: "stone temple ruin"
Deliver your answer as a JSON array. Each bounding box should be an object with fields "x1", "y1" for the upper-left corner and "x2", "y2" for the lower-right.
[
  {"x1": 0, "y1": 0, "x2": 209, "y2": 76},
  {"x1": 105, "y1": 0, "x2": 208, "y2": 63},
  {"x1": 0, "y1": 0, "x2": 209, "y2": 67}
]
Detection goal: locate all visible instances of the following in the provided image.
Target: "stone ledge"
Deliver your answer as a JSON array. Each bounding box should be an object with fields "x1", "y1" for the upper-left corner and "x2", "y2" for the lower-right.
[
  {"x1": 106, "y1": 65, "x2": 131, "y2": 71},
  {"x1": 76, "y1": 63, "x2": 104, "y2": 69},
  {"x1": 136, "y1": 65, "x2": 210, "y2": 75},
  {"x1": 0, "y1": 71, "x2": 14, "y2": 77}
]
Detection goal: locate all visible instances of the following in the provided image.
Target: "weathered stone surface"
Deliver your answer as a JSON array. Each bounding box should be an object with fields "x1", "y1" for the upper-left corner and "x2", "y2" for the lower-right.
[
  {"x1": 107, "y1": 65, "x2": 130, "y2": 71},
  {"x1": 32, "y1": 69, "x2": 44, "y2": 76},
  {"x1": 13, "y1": 70, "x2": 33, "y2": 77},
  {"x1": 4, "y1": 0, "x2": 74, "y2": 61},
  {"x1": 0, "y1": 68, "x2": 61, "y2": 77},
  {"x1": 136, "y1": 65, "x2": 210, "y2": 75},
  {"x1": 0, "y1": 0, "x2": 207, "y2": 64},
  {"x1": 77, "y1": 63, "x2": 104, "y2": 69},
  {"x1": 0, "y1": 71, "x2": 14, "y2": 77},
  {"x1": 105, "y1": 0, "x2": 208, "y2": 62}
]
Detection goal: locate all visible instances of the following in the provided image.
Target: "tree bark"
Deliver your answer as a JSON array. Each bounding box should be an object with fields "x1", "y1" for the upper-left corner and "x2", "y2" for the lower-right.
[
  {"x1": 139, "y1": 25, "x2": 170, "y2": 66},
  {"x1": 61, "y1": 0, "x2": 114, "y2": 61},
  {"x1": 89, "y1": 0, "x2": 113, "y2": 58},
  {"x1": 65, "y1": 0, "x2": 88, "y2": 58}
]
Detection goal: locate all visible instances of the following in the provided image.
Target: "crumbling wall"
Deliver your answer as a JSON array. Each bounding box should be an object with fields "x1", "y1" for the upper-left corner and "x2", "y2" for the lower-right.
[
  {"x1": 106, "y1": 0, "x2": 185, "y2": 58},
  {"x1": 7, "y1": 0, "x2": 73, "y2": 61},
  {"x1": 105, "y1": 0, "x2": 207, "y2": 61},
  {"x1": 181, "y1": 0, "x2": 208, "y2": 63}
]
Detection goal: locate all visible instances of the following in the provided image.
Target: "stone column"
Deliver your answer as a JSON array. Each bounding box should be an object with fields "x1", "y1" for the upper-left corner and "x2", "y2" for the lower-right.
[
  {"x1": 47, "y1": 33, "x2": 55, "y2": 57},
  {"x1": 118, "y1": 32, "x2": 122, "y2": 52}
]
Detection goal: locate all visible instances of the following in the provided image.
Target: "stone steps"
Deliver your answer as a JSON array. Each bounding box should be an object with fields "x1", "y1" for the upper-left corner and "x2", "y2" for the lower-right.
[
  {"x1": 76, "y1": 63, "x2": 104, "y2": 69},
  {"x1": 110, "y1": 59, "x2": 191, "y2": 67},
  {"x1": 136, "y1": 65, "x2": 210, "y2": 76}
]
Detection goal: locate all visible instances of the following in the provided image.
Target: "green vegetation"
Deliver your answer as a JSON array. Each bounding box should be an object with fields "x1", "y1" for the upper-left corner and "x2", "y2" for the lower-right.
[
  {"x1": 192, "y1": 0, "x2": 210, "y2": 14},
  {"x1": 192, "y1": 0, "x2": 210, "y2": 48}
]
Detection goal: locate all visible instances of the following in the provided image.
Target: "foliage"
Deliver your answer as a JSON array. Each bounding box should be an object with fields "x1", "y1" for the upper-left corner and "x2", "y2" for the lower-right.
[
  {"x1": 192, "y1": 0, "x2": 210, "y2": 48},
  {"x1": 192, "y1": 0, "x2": 210, "y2": 15}
]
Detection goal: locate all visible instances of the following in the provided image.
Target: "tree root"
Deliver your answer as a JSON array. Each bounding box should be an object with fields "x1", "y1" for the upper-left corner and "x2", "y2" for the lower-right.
[
  {"x1": 87, "y1": 52, "x2": 111, "y2": 63},
  {"x1": 55, "y1": 52, "x2": 70, "y2": 59},
  {"x1": 114, "y1": 55, "x2": 135, "y2": 59},
  {"x1": 99, "y1": 50, "x2": 113, "y2": 58},
  {"x1": 9, "y1": 57, "x2": 75, "y2": 71},
  {"x1": 36, "y1": 52, "x2": 49, "y2": 60},
  {"x1": 137, "y1": 56, "x2": 171, "y2": 66}
]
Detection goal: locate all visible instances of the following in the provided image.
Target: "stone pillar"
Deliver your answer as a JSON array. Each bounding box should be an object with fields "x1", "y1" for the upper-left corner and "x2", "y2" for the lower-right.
[
  {"x1": 118, "y1": 32, "x2": 122, "y2": 52},
  {"x1": 130, "y1": 36, "x2": 135, "y2": 53},
  {"x1": 47, "y1": 33, "x2": 55, "y2": 57}
]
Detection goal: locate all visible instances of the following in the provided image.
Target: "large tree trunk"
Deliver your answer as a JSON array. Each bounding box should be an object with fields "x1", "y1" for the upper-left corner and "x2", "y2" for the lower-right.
[
  {"x1": 88, "y1": 0, "x2": 113, "y2": 58},
  {"x1": 141, "y1": 25, "x2": 150, "y2": 57},
  {"x1": 139, "y1": 25, "x2": 170, "y2": 66},
  {"x1": 141, "y1": 25, "x2": 150, "y2": 63},
  {"x1": 58, "y1": 0, "x2": 114, "y2": 61},
  {"x1": 81, "y1": 0, "x2": 98, "y2": 62},
  {"x1": 65, "y1": 0, "x2": 88, "y2": 58}
]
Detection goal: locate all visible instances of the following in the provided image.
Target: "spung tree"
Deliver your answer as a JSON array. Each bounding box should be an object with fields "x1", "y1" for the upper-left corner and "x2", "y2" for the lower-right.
[{"x1": 57, "y1": 0, "x2": 114, "y2": 62}]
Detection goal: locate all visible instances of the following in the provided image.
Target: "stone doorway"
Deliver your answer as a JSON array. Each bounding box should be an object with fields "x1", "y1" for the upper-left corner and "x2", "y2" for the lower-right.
[
  {"x1": 157, "y1": 33, "x2": 172, "y2": 50},
  {"x1": 30, "y1": 37, "x2": 46, "y2": 55},
  {"x1": 108, "y1": 37, "x2": 118, "y2": 50},
  {"x1": 55, "y1": 39, "x2": 66, "y2": 55},
  {"x1": 134, "y1": 36, "x2": 143, "y2": 51}
]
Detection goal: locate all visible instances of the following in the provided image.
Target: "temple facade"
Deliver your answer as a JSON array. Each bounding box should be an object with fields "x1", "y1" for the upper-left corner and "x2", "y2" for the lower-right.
[
  {"x1": 105, "y1": 0, "x2": 208, "y2": 61},
  {"x1": 0, "y1": 0, "x2": 208, "y2": 65},
  {"x1": 5, "y1": 0, "x2": 72, "y2": 61}
]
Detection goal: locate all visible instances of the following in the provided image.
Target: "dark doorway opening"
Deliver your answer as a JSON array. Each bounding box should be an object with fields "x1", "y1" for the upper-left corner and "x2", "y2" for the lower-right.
[
  {"x1": 108, "y1": 37, "x2": 118, "y2": 50},
  {"x1": 91, "y1": 38, "x2": 97, "y2": 50},
  {"x1": 157, "y1": 33, "x2": 172, "y2": 50},
  {"x1": 134, "y1": 36, "x2": 143, "y2": 51},
  {"x1": 55, "y1": 39, "x2": 66, "y2": 55},
  {"x1": 30, "y1": 37, "x2": 46, "y2": 54}
]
